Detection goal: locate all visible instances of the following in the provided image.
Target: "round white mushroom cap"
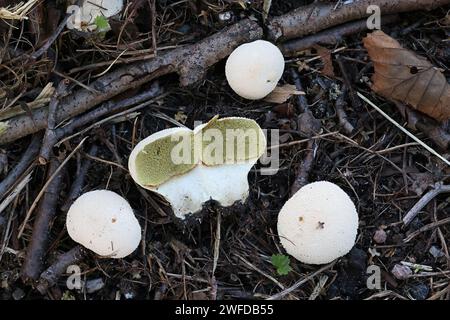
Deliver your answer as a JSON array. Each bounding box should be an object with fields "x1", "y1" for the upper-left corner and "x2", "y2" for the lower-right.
[
  {"x1": 66, "y1": 190, "x2": 141, "y2": 258},
  {"x1": 225, "y1": 40, "x2": 285, "y2": 100},
  {"x1": 277, "y1": 181, "x2": 358, "y2": 265}
]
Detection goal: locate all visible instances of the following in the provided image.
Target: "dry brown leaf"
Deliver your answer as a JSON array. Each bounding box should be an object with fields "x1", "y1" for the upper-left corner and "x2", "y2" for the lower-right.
[
  {"x1": 264, "y1": 84, "x2": 305, "y2": 104},
  {"x1": 363, "y1": 31, "x2": 450, "y2": 122},
  {"x1": 313, "y1": 45, "x2": 335, "y2": 78}
]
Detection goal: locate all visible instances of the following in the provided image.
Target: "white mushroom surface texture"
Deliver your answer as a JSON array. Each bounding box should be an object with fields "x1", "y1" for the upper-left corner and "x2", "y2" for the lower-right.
[
  {"x1": 277, "y1": 181, "x2": 358, "y2": 265},
  {"x1": 128, "y1": 116, "x2": 267, "y2": 220},
  {"x1": 225, "y1": 40, "x2": 285, "y2": 100},
  {"x1": 66, "y1": 190, "x2": 142, "y2": 258}
]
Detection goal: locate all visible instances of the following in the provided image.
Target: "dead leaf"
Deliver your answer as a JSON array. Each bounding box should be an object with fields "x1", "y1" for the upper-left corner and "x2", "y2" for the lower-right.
[
  {"x1": 264, "y1": 84, "x2": 305, "y2": 104},
  {"x1": 363, "y1": 31, "x2": 450, "y2": 122},
  {"x1": 313, "y1": 45, "x2": 335, "y2": 77}
]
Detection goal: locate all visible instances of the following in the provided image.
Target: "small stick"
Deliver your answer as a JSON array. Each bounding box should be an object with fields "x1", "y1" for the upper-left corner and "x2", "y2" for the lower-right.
[
  {"x1": 290, "y1": 69, "x2": 320, "y2": 195},
  {"x1": 36, "y1": 245, "x2": 86, "y2": 294},
  {"x1": 357, "y1": 92, "x2": 450, "y2": 166},
  {"x1": 404, "y1": 216, "x2": 450, "y2": 243},
  {"x1": 210, "y1": 212, "x2": 222, "y2": 300},
  {"x1": 31, "y1": 15, "x2": 70, "y2": 60},
  {"x1": 61, "y1": 145, "x2": 98, "y2": 212},
  {"x1": 266, "y1": 262, "x2": 335, "y2": 300},
  {"x1": 21, "y1": 157, "x2": 65, "y2": 281},
  {"x1": 280, "y1": 15, "x2": 398, "y2": 56},
  {"x1": 54, "y1": 83, "x2": 162, "y2": 146},
  {"x1": 18, "y1": 137, "x2": 87, "y2": 238},
  {"x1": 335, "y1": 87, "x2": 355, "y2": 135},
  {"x1": 0, "y1": 134, "x2": 41, "y2": 200},
  {"x1": 403, "y1": 183, "x2": 450, "y2": 226},
  {"x1": 39, "y1": 80, "x2": 70, "y2": 165},
  {"x1": 267, "y1": 0, "x2": 450, "y2": 41}
]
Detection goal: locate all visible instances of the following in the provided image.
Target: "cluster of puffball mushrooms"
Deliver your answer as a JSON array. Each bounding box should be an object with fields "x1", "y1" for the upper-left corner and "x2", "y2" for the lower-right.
[{"x1": 66, "y1": 36, "x2": 359, "y2": 265}]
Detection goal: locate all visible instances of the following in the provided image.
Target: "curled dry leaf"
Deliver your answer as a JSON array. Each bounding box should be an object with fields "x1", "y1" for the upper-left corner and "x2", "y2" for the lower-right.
[
  {"x1": 363, "y1": 31, "x2": 450, "y2": 122},
  {"x1": 263, "y1": 84, "x2": 305, "y2": 104}
]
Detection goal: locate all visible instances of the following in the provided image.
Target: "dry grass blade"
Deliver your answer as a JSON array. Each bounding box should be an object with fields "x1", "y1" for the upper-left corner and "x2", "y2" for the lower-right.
[
  {"x1": 357, "y1": 92, "x2": 450, "y2": 166},
  {"x1": 0, "y1": 0, "x2": 38, "y2": 20}
]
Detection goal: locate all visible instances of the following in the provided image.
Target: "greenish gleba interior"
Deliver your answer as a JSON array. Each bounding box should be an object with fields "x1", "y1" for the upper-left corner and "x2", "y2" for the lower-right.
[
  {"x1": 134, "y1": 116, "x2": 266, "y2": 187},
  {"x1": 134, "y1": 131, "x2": 196, "y2": 187}
]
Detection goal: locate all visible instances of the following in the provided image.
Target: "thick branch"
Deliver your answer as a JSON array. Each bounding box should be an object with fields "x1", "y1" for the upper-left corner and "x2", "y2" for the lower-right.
[
  {"x1": 280, "y1": 15, "x2": 398, "y2": 57},
  {"x1": 0, "y1": 19, "x2": 262, "y2": 145},
  {"x1": 267, "y1": 0, "x2": 450, "y2": 42}
]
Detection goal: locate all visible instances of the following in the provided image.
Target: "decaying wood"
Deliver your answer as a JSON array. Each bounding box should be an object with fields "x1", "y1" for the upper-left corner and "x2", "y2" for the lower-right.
[
  {"x1": 0, "y1": 19, "x2": 262, "y2": 145},
  {"x1": 267, "y1": 0, "x2": 450, "y2": 42},
  {"x1": 280, "y1": 15, "x2": 398, "y2": 57},
  {"x1": 21, "y1": 157, "x2": 65, "y2": 281},
  {"x1": 364, "y1": 31, "x2": 450, "y2": 122}
]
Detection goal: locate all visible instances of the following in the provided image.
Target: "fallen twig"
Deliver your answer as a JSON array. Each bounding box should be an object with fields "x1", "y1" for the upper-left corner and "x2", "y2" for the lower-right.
[
  {"x1": 290, "y1": 69, "x2": 320, "y2": 195},
  {"x1": 404, "y1": 216, "x2": 450, "y2": 243},
  {"x1": 335, "y1": 88, "x2": 355, "y2": 135},
  {"x1": 280, "y1": 15, "x2": 398, "y2": 57},
  {"x1": 21, "y1": 157, "x2": 65, "y2": 281},
  {"x1": 403, "y1": 183, "x2": 450, "y2": 226},
  {"x1": 267, "y1": 0, "x2": 450, "y2": 42},
  {"x1": 0, "y1": 134, "x2": 41, "y2": 200},
  {"x1": 18, "y1": 138, "x2": 87, "y2": 239},
  {"x1": 39, "y1": 81, "x2": 69, "y2": 164},
  {"x1": 61, "y1": 145, "x2": 98, "y2": 212},
  {"x1": 36, "y1": 245, "x2": 86, "y2": 294},
  {"x1": 0, "y1": 19, "x2": 262, "y2": 145}
]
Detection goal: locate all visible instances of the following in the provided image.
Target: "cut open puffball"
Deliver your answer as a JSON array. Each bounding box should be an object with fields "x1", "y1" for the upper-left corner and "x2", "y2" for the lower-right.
[
  {"x1": 225, "y1": 40, "x2": 285, "y2": 100},
  {"x1": 277, "y1": 181, "x2": 358, "y2": 265},
  {"x1": 70, "y1": 0, "x2": 123, "y2": 32},
  {"x1": 129, "y1": 116, "x2": 267, "y2": 220},
  {"x1": 66, "y1": 190, "x2": 141, "y2": 258}
]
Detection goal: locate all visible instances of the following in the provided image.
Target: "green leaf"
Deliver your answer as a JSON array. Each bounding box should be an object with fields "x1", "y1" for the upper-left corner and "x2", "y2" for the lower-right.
[
  {"x1": 94, "y1": 15, "x2": 110, "y2": 30},
  {"x1": 271, "y1": 254, "x2": 292, "y2": 276}
]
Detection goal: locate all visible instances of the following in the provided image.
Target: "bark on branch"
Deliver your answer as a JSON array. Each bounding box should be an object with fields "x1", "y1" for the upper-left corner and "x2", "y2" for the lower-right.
[
  {"x1": 0, "y1": 19, "x2": 262, "y2": 145},
  {"x1": 267, "y1": 0, "x2": 450, "y2": 42}
]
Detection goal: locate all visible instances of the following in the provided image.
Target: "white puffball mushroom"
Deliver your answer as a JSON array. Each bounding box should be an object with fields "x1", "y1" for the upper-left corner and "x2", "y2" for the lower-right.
[
  {"x1": 66, "y1": 190, "x2": 141, "y2": 258},
  {"x1": 128, "y1": 117, "x2": 266, "y2": 220},
  {"x1": 277, "y1": 181, "x2": 358, "y2": 265},
  {"x1": 225, "y1": 40, "x2": 285, "y2": 100}
]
